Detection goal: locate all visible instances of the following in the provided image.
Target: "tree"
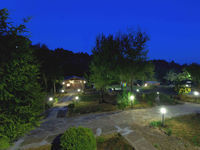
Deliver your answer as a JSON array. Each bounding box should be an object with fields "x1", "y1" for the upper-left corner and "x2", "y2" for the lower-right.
[
  {"x1": 186, "y1": 63, "x2": 200, "y2": 87},
  {"x1": 0, "y1": 8, "x2": 45, "y2": 143},
  {"x1": 90, "y1": 35, "x2": 120, "y2": 103},
  {"x1": 164, "y1": 70, "x2": 178, "y2": 84},
  {"x1": 90, "y1": 29, "x2": 153, "y2": 102}
]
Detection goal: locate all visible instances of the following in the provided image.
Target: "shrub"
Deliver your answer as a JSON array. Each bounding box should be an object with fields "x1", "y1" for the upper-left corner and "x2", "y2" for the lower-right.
[
  {"x1": 68, "y1": 104, "x2": 75, "y2": 113},
  {"x1": 149, "y1": 121, "x2": 162, "y2": 127},
  {"x1": 166, "y1": 128, "x2": 172, "y2": 136},
  {"x1": 117, "y1": 91, "x2": 132, "y2": 110},
  {"x1": 178, "y1": 87, "x2": 191, "y2": 95},
  {"x1": 60, "y1": 127, "x2": 96, "y2": 150},
  {"x1": 0, "y1": 135, "x2": 10, "y2": 150}
]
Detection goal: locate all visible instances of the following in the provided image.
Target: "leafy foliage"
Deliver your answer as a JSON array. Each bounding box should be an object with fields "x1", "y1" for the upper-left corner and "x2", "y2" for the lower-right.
[
  {"x1": 60, "y1": 127, "x2": 96, "y2": 150},
  {"x1": 0, "y1": 135, "x2": 10, "y2": 150},
  {"x1": 0, "y1": 8, "x2": 45, "y2": 143},
  {"x1": 117, "y1": 91, "x2": 133, "y2": 110}
]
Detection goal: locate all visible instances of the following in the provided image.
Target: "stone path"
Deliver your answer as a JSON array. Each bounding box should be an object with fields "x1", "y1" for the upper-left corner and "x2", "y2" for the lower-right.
[{"x1": 10, "y1": 96, "x2": 200, "y2": 150}]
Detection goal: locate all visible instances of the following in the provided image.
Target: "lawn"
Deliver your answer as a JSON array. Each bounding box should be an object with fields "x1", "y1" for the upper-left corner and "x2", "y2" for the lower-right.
[
  {"x1": 68, "y1": 91, "x2": 178, "y2": 116},
  {"x1": 68, "y1": 93, "x2": 118, "y2": 116},
  {"x1": 97, "y1": 133, "x2": 133, "y2": 150},
  {"x1": 26, "y1": 133, "x2": 133, "y2": 150},
  {"x1": 150, "y1": 114, "x2": 200, "y2": 147}
]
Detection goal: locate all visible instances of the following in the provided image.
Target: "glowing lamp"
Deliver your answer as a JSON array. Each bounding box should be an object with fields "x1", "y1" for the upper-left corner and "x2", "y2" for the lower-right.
[
  {"x1": 62, "y1": 82, "x2": 65, "y2": 85},
  {"x1": 61, "y1": 89, "x2": 64, "y2": 93},
  {"x1": 157, "y1": 92, "x2": 160, "y2": 95},
  {"x1": 67, "y1": 83, "x2": 70, "y2": 87},
  {"x1": 144, "y1": 83, "x2": 148, "y2": 87},
  {"x1": 84, "y1": 81, "x2": 86, "y2": 84},
  {"x1": 49, "y1": 97, "x2": 53, "y2": 101},
  {"x1": 186, "y1": 84, "x2": 189, "y2": 87},
  {"x1": 77, "y1": 89, "x2": 81, "y2": 92},
  {"x1": 75, "y1": 96, "x2": 79, "y2": 100},
  {"x1": 160, "y1": 107, "x2": 166, "y2": 114},
  {"x1": 130, "y1": 95, "x2": 135, "y2": 101},
  {"x1": 194, "y1": 91, "x2": 199, "y2": 96},
  {"x1": 136, "y1": 89, "x2": 140, "y2": 92}
]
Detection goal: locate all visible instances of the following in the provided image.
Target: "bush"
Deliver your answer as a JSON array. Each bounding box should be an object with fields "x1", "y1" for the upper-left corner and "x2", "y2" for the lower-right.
[
  {"x1": 0, "y1": 135, "x2": 10, "y2": 150},
  {"x1": 117, "y1": 91, "x2": 132, "y2": 110},
  {"x1": 68, "y1": 103, "x2": 75, "y2": 113},
  {"x1": 149, "y1": 121, "x2": 162, "y2": 127},
  {"x1": 60, "y1": 127, "x2": 96, "y2": 150},
  {"x1": 166, "y1": 128, "x2": 172, "y2": 136}
]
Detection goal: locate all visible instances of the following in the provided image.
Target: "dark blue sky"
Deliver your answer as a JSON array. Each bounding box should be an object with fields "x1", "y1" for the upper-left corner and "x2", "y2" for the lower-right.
[{"x1": 1, "y1": 0, "x2": 200, "y2": 64}]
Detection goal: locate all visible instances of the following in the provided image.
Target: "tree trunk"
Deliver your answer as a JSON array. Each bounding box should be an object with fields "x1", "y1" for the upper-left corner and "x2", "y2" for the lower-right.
[
  {"x1": 130, "y1": 79, "x2": 133, "y2": 92},
  {"x1": 99, "y1": 88, "x2": 105, "y2": 104},
  {"x1": 53, "y1": 81, "x2": 56, "y2": 94},
  {"x1": 42, "y1": 73, "x2": 48, "y2": 91}
]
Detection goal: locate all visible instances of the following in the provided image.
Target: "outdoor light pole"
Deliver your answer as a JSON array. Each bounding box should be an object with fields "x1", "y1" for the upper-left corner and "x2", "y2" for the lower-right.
[
  {"x1": 160, "y1": 107, "x2": 166, "y2": 126},
  {"x1": 194, "y1": 91, "x2": 199, "y2": 101},
  {"x1": 130, "y1": 95, "x2": 135, "y2": 109}
]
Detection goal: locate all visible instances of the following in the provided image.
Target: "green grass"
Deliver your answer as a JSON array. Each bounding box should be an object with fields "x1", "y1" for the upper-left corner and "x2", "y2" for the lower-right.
[
  {"x1": 68, "y1": 92, "x2": 178, "y2": 116},
  {"x1": 26, "y1": 133, "x2": 133, "y2": 150},
  {"x1": 97, "y1": 133, "x2": 133, "y2": 150},
  {"x1": 150, "y1": 114, "x2": 200, "y2": 147}
]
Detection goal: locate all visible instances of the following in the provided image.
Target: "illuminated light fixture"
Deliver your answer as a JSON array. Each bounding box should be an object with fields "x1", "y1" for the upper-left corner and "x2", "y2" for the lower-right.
[
  {"x1": 160, "y1": 107, "x2": 166, "y2": 114},
  {"x1": 62, "y1": 82, "x2": 65, "y2": 85},
  {"x1": 49, "y1": 97, "x2": 53, "y2": 101},
  {"x1": 136, "y1": 89, "x2": 140, "y2": 92},
  {"x1": 130, "y1": 95, "x2": 135, "y2": 101},
  {"x1": 144, "y1": 83, "x2": 148, "y2": 87},
  {"x1": 84, "y1": 81, "x2": 86, "y2": 84},
  {"x1": 75, "y1": 96, "x2": 79, "y2": 100},
  {"x1": 160, "y1": 107, "x2": 167, "y2": 126},
  {"x1": 77, "y1": 89, "x2": 81, "y2": 92},
  {"x1": 194, "y1": 91, "x2": 199, "y2": 96},
  {"x1": 157, "y1": 92, "x2": 160, "y2": 95},
  {"x1": 67, "y1": 83, "x2": 70, "y2": 87},
  {"x1": 61, "y1": 89, "x2": 64, "y2": 93},
  {"x1": 186, "y1": 84, "x2": 189, "y2": 87}
]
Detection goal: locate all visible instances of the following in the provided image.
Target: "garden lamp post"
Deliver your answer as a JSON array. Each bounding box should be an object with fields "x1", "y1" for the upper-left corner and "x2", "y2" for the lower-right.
[
  {"x1": 194, "y1": 91, "x2": 199, "y2": 102},
  {"x1": 160, "y1": 107, "x2": 166, "y2": 126},
  {"x1": 130, "y1": 95, "x2": 135, "y2": 108},
  {"x1": 194, "y1": 91, "x2": 199, "y2": 96},
  {"x1": 49, "y1": 97, "x2": 53, "y2": 101}
]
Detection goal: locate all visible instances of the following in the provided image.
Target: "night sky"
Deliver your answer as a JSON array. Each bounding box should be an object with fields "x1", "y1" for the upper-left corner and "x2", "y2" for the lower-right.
[{"x1": 1, "y1": 0, "x2": 200, "y2": 64}]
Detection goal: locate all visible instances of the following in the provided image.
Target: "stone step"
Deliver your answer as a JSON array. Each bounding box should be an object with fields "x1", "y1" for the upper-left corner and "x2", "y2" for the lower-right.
[{"x1": 122, "y1": 130, "x2": 156, "y2": 150}]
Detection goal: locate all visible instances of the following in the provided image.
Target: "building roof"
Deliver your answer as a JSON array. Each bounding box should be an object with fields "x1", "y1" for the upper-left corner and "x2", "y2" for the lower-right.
[{"x1": 64, "y1": 75, "x2": 85, "y2": 80}]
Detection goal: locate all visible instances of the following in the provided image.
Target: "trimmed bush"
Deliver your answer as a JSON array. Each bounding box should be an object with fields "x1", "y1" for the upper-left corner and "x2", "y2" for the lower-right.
[
  {"x1": 0, "y1": 135, "x2": 10, "y2": 150},
  {"x1": 60, "y1": 127, "x2": 96, "y2": 150}
]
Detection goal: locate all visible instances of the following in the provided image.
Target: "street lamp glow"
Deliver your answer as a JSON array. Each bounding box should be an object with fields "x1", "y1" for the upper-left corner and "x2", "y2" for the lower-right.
[
  {"x1": 130, "y1": 95, "x2": 135, "y2": 101},
  {"x1": 157, "y1": 92, "x2": 160, "y2": 95},
  {"x1": 144, "y1": 83, "x2": 148, "y2": 87},
  {"x1": 62, "y1": 82, "x2": 65, "y2": 85},
  {"x1": 77, "y1": 89, "x2": 81, "y2": 92},
  {"x1": 49, "y1": 97, "x2": 53, "y2": 101},
  {"x1": 67, "y1": 83, "x2": 70, "y2": 87},
  {"x1": 84, "y1": 81, "x2": 86, "y2": 84},
  {"x1": 61, "y1": 89, "x2": 64, "y2": 93},
  {"x1": 75, "y1": 96, "x2": 79, "y2": 100},
  {"x1": 186, "y1": 84, "x2": 189, "y2": 87},
  {"x1": 160, "y1": 107, "x2": 166, "y2": 114},
  {"x1": 136, "y1": 89, "x2": 140, "y2": 92},
  {"x1": 194, "y1": 91, "x2": 199, "y2": 96}
]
